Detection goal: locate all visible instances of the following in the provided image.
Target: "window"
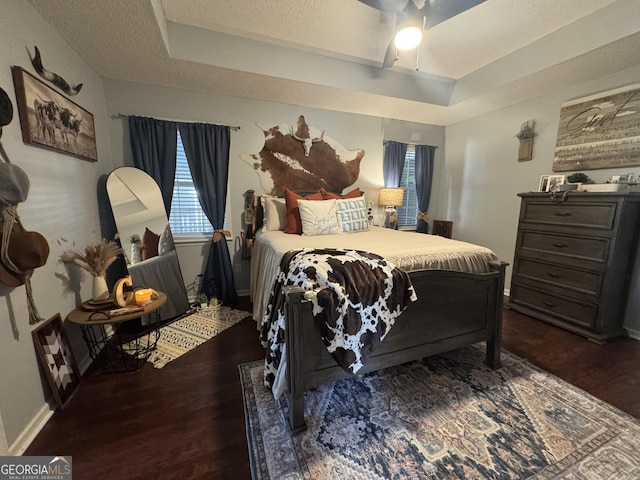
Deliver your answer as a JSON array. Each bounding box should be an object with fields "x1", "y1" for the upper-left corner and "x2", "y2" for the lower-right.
[
  {"x1": 396, "y1": 146, "x2": 418, "y2": 228},
  {"x1": 168, "y1": 131, "x2": 214, "y2": 235}
]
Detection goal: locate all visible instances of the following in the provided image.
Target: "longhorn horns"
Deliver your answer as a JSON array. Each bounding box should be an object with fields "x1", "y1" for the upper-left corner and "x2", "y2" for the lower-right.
[{"x1": 289, "y1": 126, "x2": 325, "y2": 143}]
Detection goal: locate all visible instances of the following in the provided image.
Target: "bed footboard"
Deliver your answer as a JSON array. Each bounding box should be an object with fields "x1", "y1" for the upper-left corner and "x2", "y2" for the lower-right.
[{"x1": 283, "y1": 260, "x2": 508, "y2": 433}]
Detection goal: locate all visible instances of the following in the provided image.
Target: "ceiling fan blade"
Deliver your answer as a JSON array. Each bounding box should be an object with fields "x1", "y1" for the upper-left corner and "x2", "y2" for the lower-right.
[
  {"x1": 357, "y1": 0, "x2": 409, "y2": 16},
  {"x1": 420, "y1": 0, "x2": 486, "y2": 29},
  {"x1": 382, "y1": 41, "x2": 399, "y2": 68}
]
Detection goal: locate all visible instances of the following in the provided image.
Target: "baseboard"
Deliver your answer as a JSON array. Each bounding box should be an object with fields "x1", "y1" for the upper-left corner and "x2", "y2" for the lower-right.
[
  {"x1": 7, "y1": 352, "x2": 93, "y2": 456},
  {"x1": 188, "y1": 290, "x2": 250, "y2": 303},
  {"x1": 8, "y1": 402, "x2": 55, "y2": 456}
]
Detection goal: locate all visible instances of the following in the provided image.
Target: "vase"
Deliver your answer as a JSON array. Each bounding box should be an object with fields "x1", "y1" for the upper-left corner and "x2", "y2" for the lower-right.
[{"x1": 92, "y1": 275, "x2": 110, "y2": 301}]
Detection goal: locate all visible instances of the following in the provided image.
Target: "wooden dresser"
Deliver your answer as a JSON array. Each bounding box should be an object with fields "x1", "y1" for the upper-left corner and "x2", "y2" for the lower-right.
[{"x1": 508, "y1": 192, "x2": 640, "y2": 342}]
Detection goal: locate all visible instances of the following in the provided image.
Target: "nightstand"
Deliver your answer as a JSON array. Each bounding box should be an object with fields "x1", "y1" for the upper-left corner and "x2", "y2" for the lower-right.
[
  {"x1": 67, "y1": 292, "x2": 167, "y2": 372},
  {"x1": 432, "y1": 220, "x2": 453, "y2": 238}
]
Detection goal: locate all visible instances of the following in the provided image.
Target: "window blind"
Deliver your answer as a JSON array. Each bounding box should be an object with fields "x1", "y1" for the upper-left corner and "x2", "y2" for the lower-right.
[
  {"x1": 169, "y1": 132, "x2": 214, "y2": 234},
  {"x1": 397, "y1": 149, "x2": 418, "y2": 227}
]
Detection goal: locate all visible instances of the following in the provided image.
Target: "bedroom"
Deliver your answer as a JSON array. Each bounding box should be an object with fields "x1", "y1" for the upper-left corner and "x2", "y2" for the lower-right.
[{"x1": 1, "y1": 0, "x2": 639, "y2": 475}]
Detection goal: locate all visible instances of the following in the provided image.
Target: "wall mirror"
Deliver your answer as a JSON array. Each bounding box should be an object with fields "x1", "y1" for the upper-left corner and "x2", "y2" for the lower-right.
[{"x1": 106, "y1": 167, "x2": 190, "y2": 321}]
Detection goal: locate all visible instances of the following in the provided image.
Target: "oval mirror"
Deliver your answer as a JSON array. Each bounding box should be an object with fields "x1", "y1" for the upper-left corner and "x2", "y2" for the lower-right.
[{"x1": 106, "y1": 167, "x2": 190, "y2": 320}]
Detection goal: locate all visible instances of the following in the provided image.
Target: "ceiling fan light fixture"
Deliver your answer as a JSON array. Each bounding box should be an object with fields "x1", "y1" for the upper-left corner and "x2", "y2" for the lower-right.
[{"x1": 394, "y1": 26, "x2": 422, "y2": 50}]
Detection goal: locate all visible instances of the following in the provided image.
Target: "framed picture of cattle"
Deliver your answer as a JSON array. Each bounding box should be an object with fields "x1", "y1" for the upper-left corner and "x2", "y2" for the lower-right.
[{"x1": 11, "y1": 66, "x2": 97, "y2": 162}]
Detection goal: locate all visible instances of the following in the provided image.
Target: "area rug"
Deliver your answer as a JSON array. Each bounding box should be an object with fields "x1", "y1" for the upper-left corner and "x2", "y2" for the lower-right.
[
  {"x1": 145, "y1": 304, "x2": 249, "y2": 368},
  {"x1": 240, "y1": 345, "x2": 640, "y2": 479}
]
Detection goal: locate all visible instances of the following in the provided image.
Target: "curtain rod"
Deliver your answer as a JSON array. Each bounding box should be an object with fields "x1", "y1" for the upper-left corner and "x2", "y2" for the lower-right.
[{"x1": 113, "y1": 113, "x2": 240, "y2": 131}]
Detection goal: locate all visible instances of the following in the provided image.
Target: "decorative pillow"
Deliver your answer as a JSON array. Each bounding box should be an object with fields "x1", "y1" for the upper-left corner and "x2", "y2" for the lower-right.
[
  {"x1": 158, "y1": 224, "x2": 175, "y2": 255},
  {"x1": 336, "y1": 196, "x2": 370, "y2": 233},
  {"x1": 141, "y1": 227, "x2": 160, "y2": 260},
  {"x1": 321, "y1": 187, "x2": 362, "y2": 200},
  {"x1": 298, "y1": 199, "x2": 341, "y2": 236},
  {"x1": 260, "y1": 195, "x2": 287, "y2": 231},
  {"x1": 284, "y1": 187, "x2": 325, "y2": 234}
]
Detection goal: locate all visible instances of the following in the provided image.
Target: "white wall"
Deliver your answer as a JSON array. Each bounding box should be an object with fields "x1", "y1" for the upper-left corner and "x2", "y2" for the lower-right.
[
  {"x1": 0, "y1": 0, "x2": 115, "y2": 451},
  {"x1": 444, "y1": 66, "x2": 640, "y2": 336}
]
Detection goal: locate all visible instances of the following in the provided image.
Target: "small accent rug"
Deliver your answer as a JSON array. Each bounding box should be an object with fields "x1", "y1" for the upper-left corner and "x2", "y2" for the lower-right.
[
  {"x1": 146, "y1": 305, "x2": 248, "y2": 368},
  {"x1": 240, "y1": 345, "x2": 640, "y2": 479}
]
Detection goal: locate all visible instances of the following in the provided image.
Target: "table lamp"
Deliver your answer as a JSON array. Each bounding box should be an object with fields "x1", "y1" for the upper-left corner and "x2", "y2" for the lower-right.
[{"x1": 378, "y1": 188, "x2": 405, "y2": 229}]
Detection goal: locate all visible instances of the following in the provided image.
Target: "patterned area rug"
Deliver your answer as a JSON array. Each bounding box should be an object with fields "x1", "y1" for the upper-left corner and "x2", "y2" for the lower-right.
[
  {"x1": 240, "y1": 345, "x2": 640, "y2": 479},
  {"x1": 146, "y1": 305, "x2": 248, "y2": 368}
]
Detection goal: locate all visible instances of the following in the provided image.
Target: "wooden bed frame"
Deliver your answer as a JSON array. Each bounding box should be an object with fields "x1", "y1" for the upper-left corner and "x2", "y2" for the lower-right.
[{"x1": 281, "y1": 260, "x2": 508, "y2": 433}]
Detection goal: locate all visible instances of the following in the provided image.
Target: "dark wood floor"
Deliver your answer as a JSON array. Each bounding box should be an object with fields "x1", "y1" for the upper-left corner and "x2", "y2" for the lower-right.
[{"x1": 25, "y1": 300, "x2": 640, "y2": 479}]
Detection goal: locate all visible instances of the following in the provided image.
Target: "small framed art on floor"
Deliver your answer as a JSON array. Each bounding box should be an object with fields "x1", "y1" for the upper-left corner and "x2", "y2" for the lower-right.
[{"x1": 32, "y1": 314, "x2": 81, "y2": 409}]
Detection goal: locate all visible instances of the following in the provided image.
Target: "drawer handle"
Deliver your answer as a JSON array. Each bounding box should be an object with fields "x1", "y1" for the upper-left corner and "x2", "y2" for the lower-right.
[
  {"x1": 554, "y1": 212, "x2": 572, "y2": 217},
  {"x1": 543, "y1": 300, "x2": 557, "y2": 308},
  {"x1": 547, "y1": 272, "x2": 561, "y2": 279},
  {"x1": 552, "y1": 243, "x2": 568, "y2": 248}
]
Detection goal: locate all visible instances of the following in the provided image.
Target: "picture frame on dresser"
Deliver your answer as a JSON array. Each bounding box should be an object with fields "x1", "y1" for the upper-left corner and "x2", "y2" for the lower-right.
[
  {"x1": 538, "y1": 175, "x2": 549, "y2": 192},
  {"x1": 546, "y1": 175, "x2": 565, "y2": 192}
]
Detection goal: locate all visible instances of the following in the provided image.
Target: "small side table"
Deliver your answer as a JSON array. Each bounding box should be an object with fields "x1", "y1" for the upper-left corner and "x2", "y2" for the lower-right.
[
  {"x1": 432, "y1": 220, "x2": 453, "y2": 239},
  {"x1": 67, "y1": 292, "x2": 167, "y2": 373}
]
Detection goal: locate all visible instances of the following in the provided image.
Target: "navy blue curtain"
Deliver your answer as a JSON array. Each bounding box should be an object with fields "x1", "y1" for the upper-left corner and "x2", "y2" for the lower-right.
[
  {"x1": 383, "y1": 141, "x2": 407, "y2": 187},
  {"x1": 415, "y1": 144, "x2": 436, "y2": 233},
  {"x1": 128, "y1": 116, "x2": 177, "y2": 215},
  {"x1": 178, "y1": 123, "x2": 237, "y2": 304}
]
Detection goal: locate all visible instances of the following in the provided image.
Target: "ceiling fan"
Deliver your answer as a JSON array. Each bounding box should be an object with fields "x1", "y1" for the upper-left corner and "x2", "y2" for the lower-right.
[{"x1": 357, "y1": 0, "x2": 487, "y2": 68}]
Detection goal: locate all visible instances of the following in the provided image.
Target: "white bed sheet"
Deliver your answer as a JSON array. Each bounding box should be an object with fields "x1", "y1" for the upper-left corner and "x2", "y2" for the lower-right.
[{"x1": 250, "y1": 226, "x2": 498, "y2": 322}]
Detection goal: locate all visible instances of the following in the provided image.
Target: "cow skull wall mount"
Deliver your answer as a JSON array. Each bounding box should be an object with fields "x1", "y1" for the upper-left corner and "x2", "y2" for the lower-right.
[
  {"x1": 290, "y1": 120, "x2": 325, "y2": 156},
  {"x1": 240, "y1": 115, "x2": 364, "y2": 195}
]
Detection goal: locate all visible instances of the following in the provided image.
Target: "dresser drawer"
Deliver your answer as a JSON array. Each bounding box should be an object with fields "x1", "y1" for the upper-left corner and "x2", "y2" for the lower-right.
[
  {"x1": 519, "y1": 231, "x2": 609, "y2": 262},
  {"x1": 510, "y1": 285, "x2": 597, "y2": 329},
  {"x1": 515, "y1": 258, "x2": 602, "y2": 296},
  {"x1": 521, "y1": 202, "x2": 616, "y2": 230}
]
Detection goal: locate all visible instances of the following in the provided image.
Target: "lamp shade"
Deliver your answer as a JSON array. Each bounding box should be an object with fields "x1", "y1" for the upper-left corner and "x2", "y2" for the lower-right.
[{"x1": 379, "y1": 188, "x2": 405, "y2": 207}]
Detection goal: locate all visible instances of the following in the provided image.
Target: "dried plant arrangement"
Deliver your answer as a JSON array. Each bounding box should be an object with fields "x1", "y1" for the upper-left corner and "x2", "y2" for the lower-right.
[{"x1": 59, "y1": 239, "x2": 123, "y2": 277}]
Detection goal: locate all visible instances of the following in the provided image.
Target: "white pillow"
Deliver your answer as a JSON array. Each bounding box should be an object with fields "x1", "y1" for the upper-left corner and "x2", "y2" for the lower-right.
[
  {"x1": 260, "y1": 195, "x2": 287, "y2": 231},
  {"x1": 298, "y1": 199, "x2": 341, "y2": 236},
  {"x1": 158, "y1": 224, "x2": 175, "y2": 255},
  {"x1": 336, "y1": 196, "x2": 369, "y2": 233}
]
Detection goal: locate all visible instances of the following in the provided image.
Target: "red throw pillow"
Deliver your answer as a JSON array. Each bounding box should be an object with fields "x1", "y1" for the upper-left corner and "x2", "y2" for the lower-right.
[
  {"x1": 284, "y1": 187, "x2": 324, "y2": 234},
  {"x1": 321, "y1": 187, "x2": 361, "y2": 200},
  {"x1": 141, "y1": 227, "x2": 160, "y2": 260}
]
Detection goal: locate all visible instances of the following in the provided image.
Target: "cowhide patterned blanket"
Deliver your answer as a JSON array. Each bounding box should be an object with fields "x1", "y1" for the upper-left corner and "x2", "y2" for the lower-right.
[{"x1": 260, "y1": 248, "x2": 417, "y2": 398}]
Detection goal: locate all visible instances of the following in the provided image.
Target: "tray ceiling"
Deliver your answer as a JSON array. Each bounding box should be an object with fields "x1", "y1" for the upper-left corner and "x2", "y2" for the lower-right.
[{"x1": 26, "y1": 0, "x2": 640, "y2": 125}]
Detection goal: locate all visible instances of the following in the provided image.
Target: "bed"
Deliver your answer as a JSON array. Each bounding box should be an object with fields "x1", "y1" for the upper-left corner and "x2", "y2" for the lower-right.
[{"x1": 251, "y1": 222, "x2": 508, "y2": 433}]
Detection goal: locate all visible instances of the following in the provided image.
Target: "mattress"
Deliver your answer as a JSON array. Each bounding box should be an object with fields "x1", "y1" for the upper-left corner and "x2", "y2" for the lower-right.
[{"x1": 250, "y1": 226, "x2": 498, "y2": 322}]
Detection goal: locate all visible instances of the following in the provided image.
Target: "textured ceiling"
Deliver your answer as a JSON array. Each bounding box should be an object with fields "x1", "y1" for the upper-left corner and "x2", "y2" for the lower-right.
[{"x1": 26, "y1": 0, "x2": 640, "y2": 125}]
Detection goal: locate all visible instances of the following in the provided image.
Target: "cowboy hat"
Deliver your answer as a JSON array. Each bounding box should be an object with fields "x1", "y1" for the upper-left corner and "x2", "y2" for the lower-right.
[
  {"x1": 0, "y1": 220, "x2": 50, "y2": 288},
  {"x1": 0, "y1": 161, "x2": 30, "y2": 206}
]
